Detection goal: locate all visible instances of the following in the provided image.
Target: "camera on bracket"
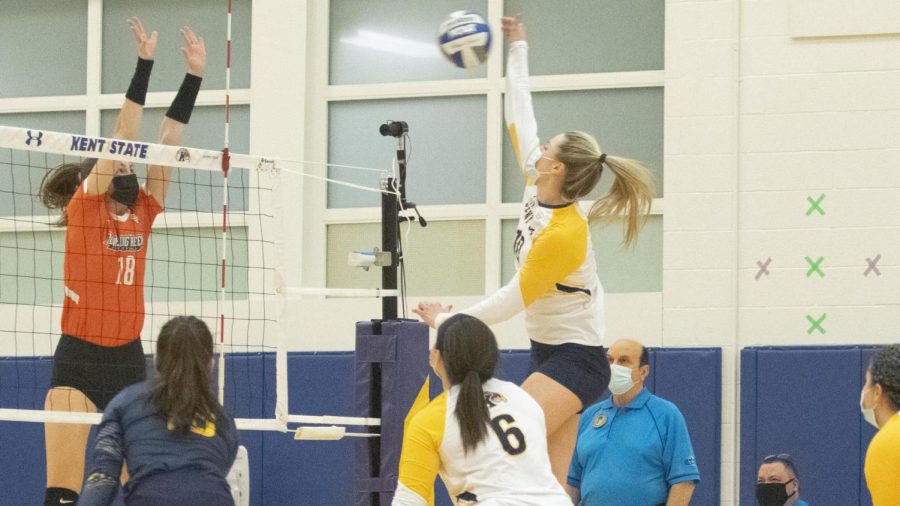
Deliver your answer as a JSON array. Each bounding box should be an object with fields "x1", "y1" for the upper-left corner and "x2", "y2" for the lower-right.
[{"x1": 379, "y1": 120, "x2": 408, "y2": 138}]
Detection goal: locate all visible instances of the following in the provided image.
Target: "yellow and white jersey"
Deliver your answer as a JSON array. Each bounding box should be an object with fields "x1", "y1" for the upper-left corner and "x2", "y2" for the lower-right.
[
  {"x1": 435, "y1": 40, "x2": 604, "y2": 346},
  {"x1": 393, "y1": 378, "x2": 570, "y2": 506}
]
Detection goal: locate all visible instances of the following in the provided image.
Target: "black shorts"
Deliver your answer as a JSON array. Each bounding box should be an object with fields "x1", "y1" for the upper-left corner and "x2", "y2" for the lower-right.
[
  {"x1": 529, "y1": 340, "x2": 611, "y2": 410},
  {"x1": 50, "y1": 334, "x2": 147, "y2": 410}
]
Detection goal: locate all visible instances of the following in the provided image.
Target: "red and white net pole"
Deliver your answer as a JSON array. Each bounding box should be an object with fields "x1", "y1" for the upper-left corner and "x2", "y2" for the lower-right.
[{"x1": 217, "y1": 0, "x2": 234, "y2": 405}]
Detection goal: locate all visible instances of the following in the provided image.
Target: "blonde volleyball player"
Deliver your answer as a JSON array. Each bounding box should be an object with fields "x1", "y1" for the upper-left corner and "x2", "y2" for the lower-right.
[
  {"x1": 39, "y1": 19, "x2": 206, "y2": 505},
  {"x1": 393, "y1": 314, "x2": 571, "y2": 505},
  {"x1": 413, "y1": 16, "x2": 656, "y2": 484}
]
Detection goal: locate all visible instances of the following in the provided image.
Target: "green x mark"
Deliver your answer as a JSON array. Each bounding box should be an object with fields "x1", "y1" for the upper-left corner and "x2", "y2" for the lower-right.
[
  {"x1": 806, "y1": 313, "x2": 827, "y2": 335},
  {"x1": 805, "y1": 256, "x2": 825, "y2": 278},
  {"x1": 806, "y1": 194, "x2": 825, "y2": 216}
]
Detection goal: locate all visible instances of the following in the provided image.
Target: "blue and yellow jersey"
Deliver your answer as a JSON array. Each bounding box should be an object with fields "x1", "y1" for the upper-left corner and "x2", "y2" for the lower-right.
[
  {"x1": 79, "y1": 381, "x2": 239, "y2": 505},
  {"x1": 436, "y1": 40, "x2": 604, "y2": 346},
  {"x1": 865, "y1": 412, "x2": 900, "y2": 505},
  {"x1": 393, "y1": 379, "x2": 570, "y2": 505}
]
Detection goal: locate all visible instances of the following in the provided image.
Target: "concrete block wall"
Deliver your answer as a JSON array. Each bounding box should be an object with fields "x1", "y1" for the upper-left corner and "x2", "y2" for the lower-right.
[{"x1": 664, "y1": 0, "x2": 899, "y2": 502}]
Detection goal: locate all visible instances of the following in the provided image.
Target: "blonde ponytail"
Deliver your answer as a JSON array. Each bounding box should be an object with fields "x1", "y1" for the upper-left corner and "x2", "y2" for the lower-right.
[
  {"x1": 588, "y1": 154, "x2": 655, "y2": 246},
  {"x1": 557, "y1": 131, "x2": 656, "y2": 247}
]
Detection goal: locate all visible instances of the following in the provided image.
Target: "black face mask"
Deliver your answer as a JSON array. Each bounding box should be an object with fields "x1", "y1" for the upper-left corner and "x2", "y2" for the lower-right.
[
  {"x1": 111, "y1": 174, "x2": 139, "y2": 208},
  {"x1": 756, "y1": 480, "x2": 796, "y2": 506}
]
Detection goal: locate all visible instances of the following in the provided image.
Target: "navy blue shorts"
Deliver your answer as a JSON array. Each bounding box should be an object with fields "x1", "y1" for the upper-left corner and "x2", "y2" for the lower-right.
[
  {"x1": 125, "y1": 469, "x2": 234, "y2": 506},
  {"x1": 529, "y1": 340, "x2": 611, "y2": 409}
]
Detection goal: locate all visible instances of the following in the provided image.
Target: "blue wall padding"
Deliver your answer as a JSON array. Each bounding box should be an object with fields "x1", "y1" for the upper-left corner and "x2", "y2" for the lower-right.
[
  {"x1": 740, "y1": 346, "x2": 879, "y2": 506},
  {"x1": 647, "y1": 348, "x2": 722, "y2": 506},
  {"x1": 355, "y1": 320, "x2": 430, "y2": 505},
  {"x1": 0, "y1": 347, "x2": 721, "y2": 505}
]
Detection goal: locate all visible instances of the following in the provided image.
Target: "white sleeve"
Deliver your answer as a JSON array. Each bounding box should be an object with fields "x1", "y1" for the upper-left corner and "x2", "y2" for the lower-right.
[
  {"x1": 435, "y1": 273, "x2": 526, "y2": 329},
  {"x1": 391, "y1": 482, "x2": 428, "y2": 506},
  {"x1": 504, "y1": 41, "x2": 541, "y2": 176}
]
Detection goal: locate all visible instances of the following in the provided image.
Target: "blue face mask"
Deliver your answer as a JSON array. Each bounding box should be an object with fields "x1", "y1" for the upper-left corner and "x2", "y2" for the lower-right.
[{"x1": 111, "y1": 174, "x2": 139, "y2": 208}]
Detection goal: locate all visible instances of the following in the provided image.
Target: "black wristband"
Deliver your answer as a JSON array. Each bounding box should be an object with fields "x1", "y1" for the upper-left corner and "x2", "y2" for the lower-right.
[
  {"x1": 125, "y1": 58, "x2": 154, "y2": 105},
  {"x1": 166, "y1": 74, "x2": 202, "y2": 124}
]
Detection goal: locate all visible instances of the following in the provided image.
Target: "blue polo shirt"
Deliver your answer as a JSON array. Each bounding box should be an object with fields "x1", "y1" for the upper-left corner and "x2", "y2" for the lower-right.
[{"x1": 567, "y1": 388, "x2": 700, "y2": 506}]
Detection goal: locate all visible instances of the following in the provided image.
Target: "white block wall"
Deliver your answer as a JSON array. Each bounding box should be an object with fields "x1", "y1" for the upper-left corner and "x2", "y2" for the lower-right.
[{"x1": 663, "y1": 0, "x2": 900, "y2": 503}]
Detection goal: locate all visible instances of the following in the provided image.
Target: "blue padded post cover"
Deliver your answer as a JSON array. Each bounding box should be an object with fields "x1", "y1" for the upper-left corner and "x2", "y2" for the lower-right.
[{"x1": 355, "y1": 320, "x2": 430, "y2": 505}]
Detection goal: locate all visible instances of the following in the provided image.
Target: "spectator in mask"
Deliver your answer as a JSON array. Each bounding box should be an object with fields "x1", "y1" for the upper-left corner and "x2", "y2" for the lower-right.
[
  {"x1": 862, "y1": 344, "x2": 900, "y2": 506},
  {"x1": 756, "y1": 453, "x2": 808, "y2": 506},
  {"x1": 566, "y1": 339, "x2": 700, "y2": 506}
]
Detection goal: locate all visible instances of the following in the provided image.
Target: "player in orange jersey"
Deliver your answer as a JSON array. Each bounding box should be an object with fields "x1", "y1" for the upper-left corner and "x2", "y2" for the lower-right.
[{"x1": 38, "y1": 18, "x2": 206, "y2": 506}]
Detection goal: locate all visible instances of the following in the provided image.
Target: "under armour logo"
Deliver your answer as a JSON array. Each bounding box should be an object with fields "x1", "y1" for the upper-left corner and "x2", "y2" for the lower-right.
[{"x1": 26, "y1": 130, "x2": 43, "y2": 147}]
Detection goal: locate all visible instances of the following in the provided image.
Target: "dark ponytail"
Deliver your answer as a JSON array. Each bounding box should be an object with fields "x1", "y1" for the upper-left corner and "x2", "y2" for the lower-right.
[
  {"x1": 435, "y1": 314, "x2": 499, "y2": 454},
  {"x1": 39, "y1": 159, "x2": 96, "y2": 226},
  {"x1": 150, "y1": 316, "x2": 222, "y2": 435}
]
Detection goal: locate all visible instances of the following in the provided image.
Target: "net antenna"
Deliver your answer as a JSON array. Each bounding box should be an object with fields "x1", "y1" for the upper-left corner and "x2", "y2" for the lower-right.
[{"x1": 218, "y1": 0, "x2": 235, "y2": 408}]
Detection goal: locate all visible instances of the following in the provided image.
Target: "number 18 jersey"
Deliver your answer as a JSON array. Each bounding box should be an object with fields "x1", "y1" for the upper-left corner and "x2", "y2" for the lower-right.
[
  {"x1": 394, "y1": 378, "x2": 570, "y2": 506},
  {"x1": 61, "y1": 184, "x2": 162, "y2": 347}
]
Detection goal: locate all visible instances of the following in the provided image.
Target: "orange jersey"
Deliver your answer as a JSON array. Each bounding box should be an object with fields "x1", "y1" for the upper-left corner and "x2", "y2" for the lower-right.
[{"x1": 61, "y1": 184, "x2": 162, "y2": 346}]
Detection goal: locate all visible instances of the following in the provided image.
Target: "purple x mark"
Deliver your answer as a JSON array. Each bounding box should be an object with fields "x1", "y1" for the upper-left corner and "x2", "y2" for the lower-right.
[
  {"x1": 865, "y1": 254, "x2": 881, "y2": 276},
  {"x1": 756, "y1": 257, "x2": 772, "y2": 280}
]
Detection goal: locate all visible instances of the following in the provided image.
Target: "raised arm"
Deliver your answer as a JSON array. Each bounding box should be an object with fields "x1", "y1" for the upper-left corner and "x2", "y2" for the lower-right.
[
  {"x1": 502, "y1": 16, "x2": 540, "y2": 177},
  {"x1": 85, "y1": 17, "x2": 156, "y2": 196},
  {"x1": 145, "y1": 26, "x2": 205, "y2": 205}
]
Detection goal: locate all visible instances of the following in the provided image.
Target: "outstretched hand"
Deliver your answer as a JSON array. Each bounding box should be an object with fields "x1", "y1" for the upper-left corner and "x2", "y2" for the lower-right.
[
  {"x1": 412, "y1": 302, "x2": 453, "y2": 329},
  {"x1": 501, "y1": 15, "x2": 526, "y2": 43},
  {"x1": 180, "y1": 26, "x2": 206, "y2": 77},
  {"x1": 129, "y1": 17, "x2": 158, "y2": 60}
]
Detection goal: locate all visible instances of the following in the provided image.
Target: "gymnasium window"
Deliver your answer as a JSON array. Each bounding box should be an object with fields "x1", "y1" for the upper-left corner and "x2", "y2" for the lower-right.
[
  {"x1": 329, "y1": 0, "x2": 489, "y2": 85},
  {"x1": 327, "y1": 96, "x2": 487, "y2": 209},
  {"x1": 327, "y1": 221, "x2": 486, "y2": 296},
  {"x1": 324, "y1": 0, "x2": 664, "y2": 297},
  {"x1": 101, "y1": 0, "x2": 252, "y2": 92},
  {"x1": 0, "y1": 1, "x2": 88, "y2": 97}
]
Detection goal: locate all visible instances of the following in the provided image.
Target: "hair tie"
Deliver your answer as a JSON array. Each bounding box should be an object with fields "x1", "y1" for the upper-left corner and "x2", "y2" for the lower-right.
[{"x1": 598, "y1": 153, "x2": 607, "y2": 166}]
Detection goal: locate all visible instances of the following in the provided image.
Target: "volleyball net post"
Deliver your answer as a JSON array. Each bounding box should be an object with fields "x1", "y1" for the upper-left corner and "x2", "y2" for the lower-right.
[{"x1": 354, "y1": 121, "x2": 430, "y2": 505}]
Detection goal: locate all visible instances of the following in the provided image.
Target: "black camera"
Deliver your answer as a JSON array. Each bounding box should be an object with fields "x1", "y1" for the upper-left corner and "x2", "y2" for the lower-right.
[{"x1": 379, "y1": 120, "x2": 408, "y2": 138}]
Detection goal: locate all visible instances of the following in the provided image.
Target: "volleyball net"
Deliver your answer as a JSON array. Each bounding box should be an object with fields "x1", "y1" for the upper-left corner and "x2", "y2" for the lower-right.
[{"x1": 0, "y1": 124, "x2": 384, "y2": 432}]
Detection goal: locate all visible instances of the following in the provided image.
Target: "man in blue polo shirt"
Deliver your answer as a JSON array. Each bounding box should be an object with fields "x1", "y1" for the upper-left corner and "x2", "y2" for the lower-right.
[{"x1": 566, "y1": 339, "x2": 700, "y2": 506}]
